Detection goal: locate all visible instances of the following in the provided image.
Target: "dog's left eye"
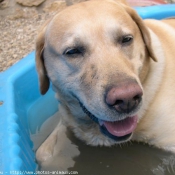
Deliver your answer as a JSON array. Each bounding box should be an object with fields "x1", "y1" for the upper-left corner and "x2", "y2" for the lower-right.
[
  {"x1": 121, "y1": 35, "x2": 133, "y2": 44},
  {"x1": 64, "y1": 48, "x2": 83, "y2": 56}
]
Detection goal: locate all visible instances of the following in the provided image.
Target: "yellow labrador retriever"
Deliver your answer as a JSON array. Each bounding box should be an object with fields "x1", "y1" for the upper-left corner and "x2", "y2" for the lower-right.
[{"x1": 35, "y1": 0, "x2": 175, "y2": 162}]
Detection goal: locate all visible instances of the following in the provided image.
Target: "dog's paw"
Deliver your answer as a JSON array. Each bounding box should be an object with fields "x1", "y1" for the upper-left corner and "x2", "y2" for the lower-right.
[
  {"x1": 36, "y1": 145, "x2": 53, "y2": 163},
  {"x1": 36, "y1": 132, "x2": 58, "y2": 163}
]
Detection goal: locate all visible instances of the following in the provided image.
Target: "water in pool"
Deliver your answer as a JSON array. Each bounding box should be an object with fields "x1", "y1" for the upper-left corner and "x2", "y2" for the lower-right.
[{"x1": 28, "y1": 102, "x2": 175, "y2": 175}]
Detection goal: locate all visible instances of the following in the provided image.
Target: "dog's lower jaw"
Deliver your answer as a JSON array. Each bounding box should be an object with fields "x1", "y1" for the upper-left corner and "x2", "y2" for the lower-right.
[
  {"x1": 60, "y1": 100, "x2": 133, "y2": 146},
  {"x1": 69, "y1": 119, "x2": 132, "y2": 146},
  {"x1": 78, "y1": 101, "x2": 138, "y2": 144}
]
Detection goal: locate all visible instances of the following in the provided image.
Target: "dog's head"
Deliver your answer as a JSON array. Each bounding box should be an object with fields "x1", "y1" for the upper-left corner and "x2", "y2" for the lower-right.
[{"x1": 36, "y1": 0, "x2": 157, "y2": 145}]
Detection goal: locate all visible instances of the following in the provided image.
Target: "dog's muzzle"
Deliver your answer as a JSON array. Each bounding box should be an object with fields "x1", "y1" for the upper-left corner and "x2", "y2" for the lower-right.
[{"x1": 79, "y1": 102, "x2": 138, "y2": 142}]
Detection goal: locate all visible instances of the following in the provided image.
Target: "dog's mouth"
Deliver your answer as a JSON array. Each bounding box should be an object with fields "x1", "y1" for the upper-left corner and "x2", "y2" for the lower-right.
[{"x1": 80, "y1": 102, "x2": 138, "y2": 142}]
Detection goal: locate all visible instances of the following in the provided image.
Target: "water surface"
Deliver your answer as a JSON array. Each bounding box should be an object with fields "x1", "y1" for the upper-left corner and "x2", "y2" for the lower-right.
[{"x1": 29, "y1": 111, "x2": 175, "y2": 175}]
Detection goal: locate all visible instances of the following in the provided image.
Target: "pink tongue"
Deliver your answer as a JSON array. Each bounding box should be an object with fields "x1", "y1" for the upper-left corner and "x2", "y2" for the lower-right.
[{"x1": 103, "y1": 116, "x2": 138, "y2": 137}]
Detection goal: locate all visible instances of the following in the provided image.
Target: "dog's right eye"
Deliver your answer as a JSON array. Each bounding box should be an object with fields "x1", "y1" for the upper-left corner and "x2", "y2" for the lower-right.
[
  {"x1": 63, "y1": 48, "x2": 84, "y2": 56},
  {"x1": 121, "y1": 35, "x2": 133, "y2": 44}
]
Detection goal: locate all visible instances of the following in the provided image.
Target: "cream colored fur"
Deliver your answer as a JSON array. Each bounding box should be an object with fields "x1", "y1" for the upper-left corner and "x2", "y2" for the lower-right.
[{"x1": 35, "y1": 0, "x2": 175, "y2": 163}]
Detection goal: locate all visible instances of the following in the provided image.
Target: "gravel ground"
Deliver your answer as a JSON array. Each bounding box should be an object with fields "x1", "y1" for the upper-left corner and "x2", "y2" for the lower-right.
[
  {"x1": 0, "y1": 11, "x2": 53, "y2": 72},
  {"x1": 0, "y1": 0, "x2": 174, "y2": 72},
  {"x1": 0, "y1": 0, "x2": 67, "y2": 72}
]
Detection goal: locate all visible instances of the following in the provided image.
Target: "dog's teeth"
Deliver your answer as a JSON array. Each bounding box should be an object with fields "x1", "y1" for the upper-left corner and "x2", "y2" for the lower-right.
[{"x1": 98, "y1": 119, "x2": 104, "y2": 126}]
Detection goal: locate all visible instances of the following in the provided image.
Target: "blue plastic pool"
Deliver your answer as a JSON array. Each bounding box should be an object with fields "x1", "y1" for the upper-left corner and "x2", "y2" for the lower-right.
[{"x1": 0, "y1": 5, "x2": 175, "y2": 175}]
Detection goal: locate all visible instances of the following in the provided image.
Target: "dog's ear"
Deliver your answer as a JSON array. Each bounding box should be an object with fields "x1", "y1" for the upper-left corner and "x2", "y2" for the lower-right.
[
  {"x1": 35, "y1": 20, "x2": 50, "y2": 95},
  {"x1": 124, "y1": 6, "x2": 157, "y2": 62}
]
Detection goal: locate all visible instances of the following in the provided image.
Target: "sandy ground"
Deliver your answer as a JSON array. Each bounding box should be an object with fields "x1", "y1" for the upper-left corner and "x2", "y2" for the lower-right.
[
  {"x1": 0, "y1": 0, "x2": 174, "y2": 72},
  {"x1": 0, "y1": 12, "x2": 49, "y2": 72},
  {"x1": 0, "y1": 0, "x2": 66, "y2": 72}
]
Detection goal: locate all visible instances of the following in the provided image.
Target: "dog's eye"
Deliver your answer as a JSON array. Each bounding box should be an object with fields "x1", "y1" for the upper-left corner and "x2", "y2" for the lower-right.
[
  {"x1": 64, "y1": 48, "x2": 83, "y2": 56},
  {"x1": 121, "y1": 35, "x2": 133, "y2": 44}
]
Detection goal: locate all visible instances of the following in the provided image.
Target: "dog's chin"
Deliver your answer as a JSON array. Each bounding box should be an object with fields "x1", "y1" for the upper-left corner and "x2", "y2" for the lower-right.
[{"x1": 79, "y1": 102, "x2": 138, "y2": 143}]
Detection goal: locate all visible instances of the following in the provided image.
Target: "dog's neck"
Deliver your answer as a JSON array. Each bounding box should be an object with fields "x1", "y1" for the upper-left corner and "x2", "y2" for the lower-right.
[{"x1": 137, "y1": 28, "x2": 165, "y2": 120}]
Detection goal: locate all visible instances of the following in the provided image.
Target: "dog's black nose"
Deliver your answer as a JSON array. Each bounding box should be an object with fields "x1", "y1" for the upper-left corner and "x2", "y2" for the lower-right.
[{"x1": 105, "y1": 82, "x2": 143, "y2": 114}]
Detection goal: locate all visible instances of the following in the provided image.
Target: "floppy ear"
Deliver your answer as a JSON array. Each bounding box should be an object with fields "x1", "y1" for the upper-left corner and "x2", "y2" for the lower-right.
[
  {"x1": 124, "y1": 6, "x2": 157, "y2": 62},
  {"x1": 35, "y1": 21, "x2": 50, "y2": 95}
]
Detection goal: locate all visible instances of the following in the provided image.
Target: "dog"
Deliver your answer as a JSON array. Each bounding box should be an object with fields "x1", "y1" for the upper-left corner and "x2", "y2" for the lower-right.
[{"x1": 35, "y1": 0, "x2": 175, "y2": 163}]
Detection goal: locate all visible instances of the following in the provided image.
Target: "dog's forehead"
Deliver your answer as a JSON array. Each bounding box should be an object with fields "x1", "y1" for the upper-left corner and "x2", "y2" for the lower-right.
[
  {"x1": 49, "y1": 1, "x2": 131, "y2": 33},
  {"x1": 46, "y1": 1, "x2": 135, "y2": 49}
]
